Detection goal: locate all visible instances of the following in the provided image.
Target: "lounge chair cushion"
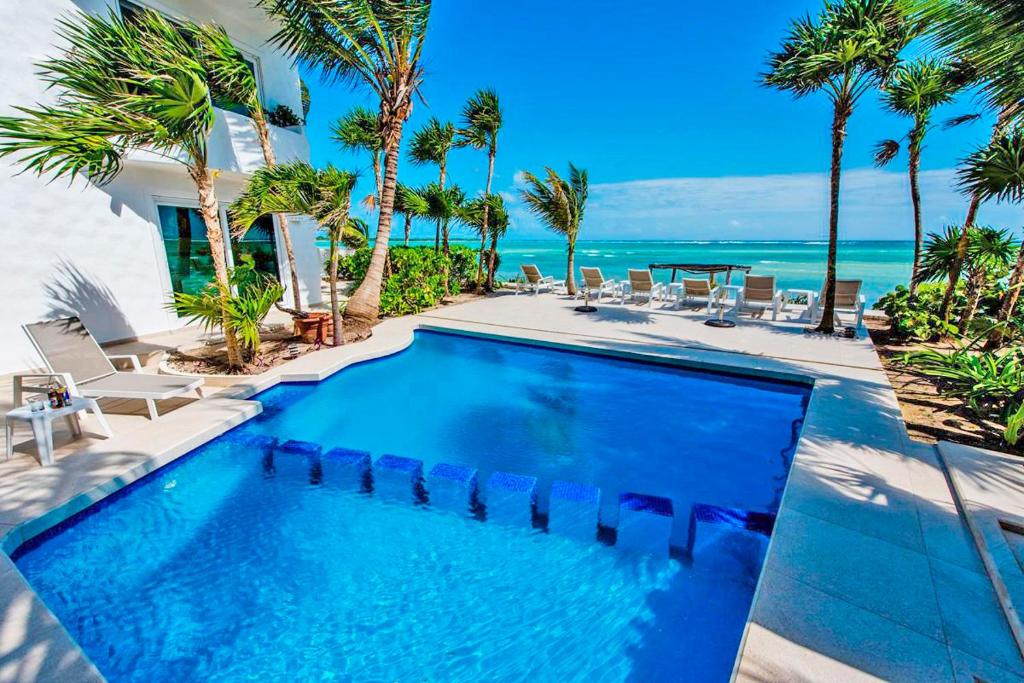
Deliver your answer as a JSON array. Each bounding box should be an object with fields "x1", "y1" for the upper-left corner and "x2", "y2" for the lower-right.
[{"x1": 79, "y1": 371, "x2": 202, "y2": 400}]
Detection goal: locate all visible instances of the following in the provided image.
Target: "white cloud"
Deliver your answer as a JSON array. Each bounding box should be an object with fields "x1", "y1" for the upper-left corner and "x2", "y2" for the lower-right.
[{"x1": 503, "y1": 168, "x2": 1023, "y2": 240}]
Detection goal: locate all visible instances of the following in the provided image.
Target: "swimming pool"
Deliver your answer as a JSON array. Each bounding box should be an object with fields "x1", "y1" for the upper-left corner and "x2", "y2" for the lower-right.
[{"x1": 13, "y1": 330, "x2": 810, "y2": 682}]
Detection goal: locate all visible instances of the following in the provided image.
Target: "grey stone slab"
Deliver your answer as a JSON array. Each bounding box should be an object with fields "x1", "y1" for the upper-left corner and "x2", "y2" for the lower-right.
[{"x1": 765, "y1": 507, "x2": 943, "y2": 641}]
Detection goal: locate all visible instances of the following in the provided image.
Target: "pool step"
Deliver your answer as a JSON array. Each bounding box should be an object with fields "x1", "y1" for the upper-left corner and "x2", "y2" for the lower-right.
[{"x1": 251, "y1": 442, "x2": 773, "y2": 559}]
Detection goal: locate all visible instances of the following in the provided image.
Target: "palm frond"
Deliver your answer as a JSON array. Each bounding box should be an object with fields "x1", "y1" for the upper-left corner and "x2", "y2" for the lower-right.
[
  {"x1": 456, "y1": 88, "x2": 502, "y2": 151},
  {"x1": 873, "y1": 138, "x2": 902, "y2": 166},
  {"x1": 518, "y1": 164, "x2": 588, "y2": 241},
  {"x1": 408, "y1": 117, "x2": 455, "y2": 166},
  {"x1": 958, "y1": 127, "x2": 1024, "y2": 203}
]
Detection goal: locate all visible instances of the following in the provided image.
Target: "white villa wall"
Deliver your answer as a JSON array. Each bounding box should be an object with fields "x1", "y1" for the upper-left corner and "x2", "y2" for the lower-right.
[{"x1": 0, "y1": 0, "x2": 322, "y2": 373}]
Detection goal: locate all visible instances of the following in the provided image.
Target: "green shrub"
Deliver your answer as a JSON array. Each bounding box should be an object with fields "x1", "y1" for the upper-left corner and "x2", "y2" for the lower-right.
[
  {"x1": 339, "y1": 245, "x2": 477, "y2": 316},
  {"x1": 875, "y1": 283, "x2": 959, "y2": 341}
]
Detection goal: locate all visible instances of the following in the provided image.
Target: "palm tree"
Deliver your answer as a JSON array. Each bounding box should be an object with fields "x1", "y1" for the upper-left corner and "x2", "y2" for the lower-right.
[
  {"x1": 919, "y1": 0, "x2": 1024, "y2": 322},
  {"x1": 343, "y1": 217, "x2": 371, "y2": 249},
  {"x1": 408, "y1": 117, "x2": 456, "y2": 250},
  {"x1": 518, "y1": 164, "x2": 588, "y2": 296},
  {"x1": 485, "y1": 196, "x2": 510, "y2": 290},
  {"x1": 0, "y1": 10, "x2": 248, "y2": 367},
  {"x1": 331, "y1": 106, "x2": 383, "y2": 209},
  {"x1": 764, "y1": 0, "x2": 912, "y2": 333},
  {"x1": 230, "y1": 161, "x2": 358, "y2": 346},
  {"x1": 394, "y1": 183, "x2": 429, "y2": 246},
  {"x1": 260, "y1": 0, "x2": 431, "y2": 332},
  {"x1": 457, "y1": 90, "x2": 503, "y2": 291},
  {"x1": 957, "y1": 128, "x2": 1024, "y2": 347},
  {"x1": 422, "y1": 182, "x2": 465, "y2": 296},
  {"x1": 193, "y1": 22, "x2": 306, "y2": 312},
  {"x1": 873, "y1": 58, "x2": 960, "y2": 293}
]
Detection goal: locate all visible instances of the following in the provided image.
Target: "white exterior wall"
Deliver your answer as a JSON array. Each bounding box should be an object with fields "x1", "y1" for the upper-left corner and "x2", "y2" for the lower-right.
[{"x1": 0, "y1": 0, "x2": 322, "y2": 373}]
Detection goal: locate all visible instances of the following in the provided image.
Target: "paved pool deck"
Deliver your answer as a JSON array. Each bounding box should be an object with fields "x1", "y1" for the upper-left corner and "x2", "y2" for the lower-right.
[{"x1": 0, "y1": 291, "x2": 1022, "y2": 682}]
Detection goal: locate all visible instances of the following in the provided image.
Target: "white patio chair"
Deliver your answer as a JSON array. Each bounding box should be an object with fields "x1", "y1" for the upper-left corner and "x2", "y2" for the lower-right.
[
  {"x1": 19, "y1": 317, "x2": 205, "y2": 421},
  {"x1": 622, "y1": 269, "x2": 666, "y2": 307},
  {"x1": 516, "y1": 264, "x2": 565, "y2": 295},
  {"x1": 812, "y1": 279, "x2": 866, "y2": 328},
  {"x1": 674, "y1": 278, "x2": 722, "y2": 314},
  {"x1": 578, "y1": 267, "x2": 619, "y2": 303},
  {"x1": 736, "y1": 275, "x2": 785, "y2": 321}
]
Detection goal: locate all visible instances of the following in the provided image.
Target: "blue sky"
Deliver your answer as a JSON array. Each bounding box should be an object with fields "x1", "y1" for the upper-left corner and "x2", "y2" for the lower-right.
[{"x1": 302, "y1": 0, "x2": 1021, "y2": 241}]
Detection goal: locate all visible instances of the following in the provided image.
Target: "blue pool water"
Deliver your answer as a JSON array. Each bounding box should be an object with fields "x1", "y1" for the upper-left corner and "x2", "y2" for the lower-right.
[{"x1": 13, "y1": 331, "x2": 810, "y2": 682}]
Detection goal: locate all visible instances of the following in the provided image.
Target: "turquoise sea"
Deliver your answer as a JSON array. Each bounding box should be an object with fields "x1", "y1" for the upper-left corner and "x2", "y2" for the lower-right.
[{"x1": 324, "y1": 238, "x2": 915, "y2": 304}]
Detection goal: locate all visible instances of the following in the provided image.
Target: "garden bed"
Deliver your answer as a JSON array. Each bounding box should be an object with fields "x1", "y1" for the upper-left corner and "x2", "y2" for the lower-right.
[{"x1": 868, "y1": 319, "x2": 1020, "y2": 454}]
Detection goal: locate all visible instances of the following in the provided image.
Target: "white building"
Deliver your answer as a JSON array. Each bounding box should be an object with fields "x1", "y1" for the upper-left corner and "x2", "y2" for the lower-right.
[{"x1": 0, "y1": 0, "x2": 323, "y2": 373}]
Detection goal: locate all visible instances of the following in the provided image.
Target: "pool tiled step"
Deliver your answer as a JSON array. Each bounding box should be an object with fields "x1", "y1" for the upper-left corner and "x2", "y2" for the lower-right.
[
  {"x1": 485, "y1": 472, "x2": 538, "y2": 527},
  {"x1": 272, "y1": 440, "x2": 323, "y2": 484},
  {"x1": 427, "y1": 463, "x2": 478, "y2": 515},
  {"x1": 373, "y1": 454, "x2": 426, "y2": 503},
  {"x1": 322, "y1": 447, "x2": 371, "y2": 491},
  {"x1": 548, "y1": 480, "x2": 601, "y2": 541},
  {"x1": 616, "y1": 492, "x2": 675, "y2": 557}
]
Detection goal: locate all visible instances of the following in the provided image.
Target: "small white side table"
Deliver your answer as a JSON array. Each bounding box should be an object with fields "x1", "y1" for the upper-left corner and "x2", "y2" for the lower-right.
[
  {"x1": 785, "y1": 288, "x2": 818, "y2": 322},
  {"x1": 5, "y1": 397, "x2": 112, "y2": 466}
]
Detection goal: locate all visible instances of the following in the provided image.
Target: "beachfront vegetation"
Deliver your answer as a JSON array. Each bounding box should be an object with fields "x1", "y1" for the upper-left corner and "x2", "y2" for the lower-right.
[
  {"x1": 261, "y1": 0, "x2": 430, "y2": 332},
  {"x1": 331, "y1": 106, "x2": 384, "y2": 210},
  {"x1": 519, "y1": 164, "x2": 589, "y2": 296},
  {"x1": 169, "y1": 255, "x2": 284, "y2": 361},
  {"x1": 340, "y1": 245, "x2": 476, "y2": 316},
  {"x1": 457, "y1": 90, "x2": 504, "y2": 292},
  {"x1": 461, "y1": 194, "x2": 510, "y2": 290},
  {"x1": 764, "y1": 0, "x2": 913, "y2": 335},
  {"x1": 0, "y1": 9, "x2": 252, "y2": 367},
  {"x1": 408, "y1": 118, "x2": 456, "y2": 249},
  {"x1": 230, "y1": 161, "x2": 359, "y2": 346},
  {"x1": 394, "y1": 183, "x2": 430, "y2": 246},
  {"x1": 193, "y1": 22, "x2": 305, "y2": 312},
  {"x1": 874, "y1": 58, "x2": 962, "y2": 291}
]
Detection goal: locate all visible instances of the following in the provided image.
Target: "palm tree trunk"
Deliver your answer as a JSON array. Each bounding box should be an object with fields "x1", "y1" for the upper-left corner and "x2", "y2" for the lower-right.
[
  {"x1": 816, "y1": 104, "x2": 849, "y2": 335},
  {"x1": 191, "y1": 163, "x2": 243, "y2": 369},
  {"x1": 475, "y1": 147, "x2": 496, "y2": 293},
  {"x1": 404, "y1": 213, "x2": 411, "y2": 246},
  {"x1": 487, "y1": 231, "x2": 499, "y2": 290},
  {"x1": 960, "y1": 268, "x2": 985, "y2": 331},
  {"x1": 908, "y1": 129, "x2": 923, "y2": 296},
  {"x1": 985, "y1": 241, "x2": 1024, "y2": 349},
  {"x1": 344, "y1": 124, "x2": 404, "y2": 329},
  {"x1": 434, "y1": 160, "x2": 446, "y2": 252},
  {"x1": 940, "y1": 108, "x2": 1014, "y2": 322},
  {"x1": 252, "y1": 109, "x2": 303, "y2": 311},
  {"x1": 565, "y1": 239, "x2": 576, "y2": 296},
  {"x1": 328, "y1": 229, "x2": 342, "y2": 346},
  {"x1": 373, "y1": 152, "x2": 383, "y2": 207}
]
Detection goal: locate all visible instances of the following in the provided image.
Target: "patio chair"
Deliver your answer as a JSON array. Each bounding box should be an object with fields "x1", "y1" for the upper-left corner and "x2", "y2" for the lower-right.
[
  {"x1": 737, "y1": 275, "x2": 785, "y2": 321},
  {"x1": 578, "y1": 267, "x2": 619, "y2": 303},
  {"x1": 622, "y1": 269, "x2": 666, "y2": 307},
  {"x1": 812, "y1": 279, "x2": 866, "y2": 328},
  {"x1": 674, "y1": 278, "x2": 721, "y2": 314},
  {"x1": 18, "y1": 317, "x2": 205, "y2": 421},
  {"x1": 516, "y1": 264, "x2": 565, "y2": 295}
]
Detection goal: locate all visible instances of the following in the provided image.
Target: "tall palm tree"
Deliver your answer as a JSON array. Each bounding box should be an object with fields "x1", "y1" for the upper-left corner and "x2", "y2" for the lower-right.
[
  {"x1": 873, "y1": 58, "x2": 960, "y2": 292},
  {"x1": 461, "y1": 193, "x2": 507, "y2": 283},
  {"x1": 518, "y1": 164, "x2": 588, "y2": 296},
  {"x1": 193, "y1": 22, "x2": 305, "y2": 312},
  {"x1": 261, "y1": 0, "x2": 430, "y2": 332},
  {"x1": 394, "y1": 182, "x2": 429, "y2": 245},
  {"x1": 331, "y1": 106, "x2": 383, "y2": 209},
  {"x1": 919, "y1": 0, "x2": 1024, "y2": 322},
  {"x1": 0, "y1": 10, "x2": 248, "y2": 366},
  {"x1": 230, "y1": 161, "x2": 358, "y2": 346},
  {"x1": 957, "y1": 128, "x2": 1024, "y2": 347},
  {"x1": 408, "y1": 117, "x2": 456, "y2": 251},
  {"x1": 422, "y1": 182, "x2": 465, "y2": 296},
  {"x1": 485, "y1": 195, "x2": 510, "y2": 290},
  {"x1": 457, "y1": 89, "x2": 503, "y2": 291},
  {"x1": 764, "y1": 0, "x2": 912, "y2": 333}
]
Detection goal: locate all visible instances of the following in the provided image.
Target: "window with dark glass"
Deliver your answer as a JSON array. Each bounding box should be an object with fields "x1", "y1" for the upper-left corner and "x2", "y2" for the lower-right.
[
  {"x1": 157, "y1": 204, "x2": 216, "y2": 297},
  {"x1": 231, "y1": 213, "x2": 281, "y2": 282}
]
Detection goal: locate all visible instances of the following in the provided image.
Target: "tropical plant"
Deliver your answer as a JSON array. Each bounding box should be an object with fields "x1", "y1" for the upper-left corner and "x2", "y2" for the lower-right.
[
  {"x1": 764, "y1": 0, "x2": 913, "y2": 333},
  {"x1": 0, "y1": 9, "x2": 248, "y2": 367},
  {"x1": 331, "y1": 106, "x2": 384, "y2": 209},
  {"x1": 168, "y1": 256, "x2": 284, "y2": 361},
  {"x1": 339, "y1": 244, "x2": 476, "y2": 316},
  {"x1": 874, "y1": 58, "x2": 960, "y2": 291},
  {"x1": 230, "y1": 161, "x2": 358, "y2": 346},
  {"x1": 421, "y1": 182, "x2": 466, "y2": 296},
  {"x1": 876, "y1": 283, "x2": 959, "y2": 341},
  {"x1": 408, "y1": 117, "x2": 456, "y2": 250},
  {"x1": 957, "y1": 127, "x2": 1024, "y2": 347},
  {"x1": 267, "y1": 104, "x2": 302, "y2": 128},
  {"x1": 261, "y1": 0, "x2": 431, "y2": 331},
  {"x1": 394, "y1": 182, "x2": 429, "y2": 246},
  {"x1": 192, "y1": 22, "x2": 306, "y2": 313},
  {"x1": 461, "y1": 194, "x2": 510, "y2": 291},
  {"x1": 917, "y1": 0, "x2": 1024, "y2": 322},
  {"x1": 457, "y1": 89, "x2": 503, "y2": 291},
  {"x1": 518, "y1": 164, "x2": 588, "y2": 296}
]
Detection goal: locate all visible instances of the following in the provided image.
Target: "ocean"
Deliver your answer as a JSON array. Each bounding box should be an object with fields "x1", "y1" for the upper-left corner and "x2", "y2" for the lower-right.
[{"x1": 321, "y1": 239, "x2": 915, "y2": 305}]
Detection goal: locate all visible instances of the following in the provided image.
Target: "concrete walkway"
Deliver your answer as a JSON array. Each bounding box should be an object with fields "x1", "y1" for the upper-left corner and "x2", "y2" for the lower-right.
[{"x1": 0, "y1": 291, "x2": 1021, "y2": 682}]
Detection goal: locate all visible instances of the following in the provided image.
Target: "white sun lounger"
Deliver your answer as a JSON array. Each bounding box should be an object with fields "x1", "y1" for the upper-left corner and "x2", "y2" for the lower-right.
[
  {"x1": 19, "y1": 317, "x2": 205, "y2": 421},
  {"x1": 622, "y1": 269, "x2": 666, "y2": 307},
  {"x1": 578, "y1": 267, "x2": 619, "y2": 303},
  {"x1": 516, "y1": 264, "x2": 565, "y2": 295},
  {"x1": 812, "y1": 279, "x2": 866, "y2": 328},
  {"x1": 674, "y1": 278, "x2": 722, "y2": 314},
  {"x1": 737, "y1": 275, "x2": 785, "y2": 321}
]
